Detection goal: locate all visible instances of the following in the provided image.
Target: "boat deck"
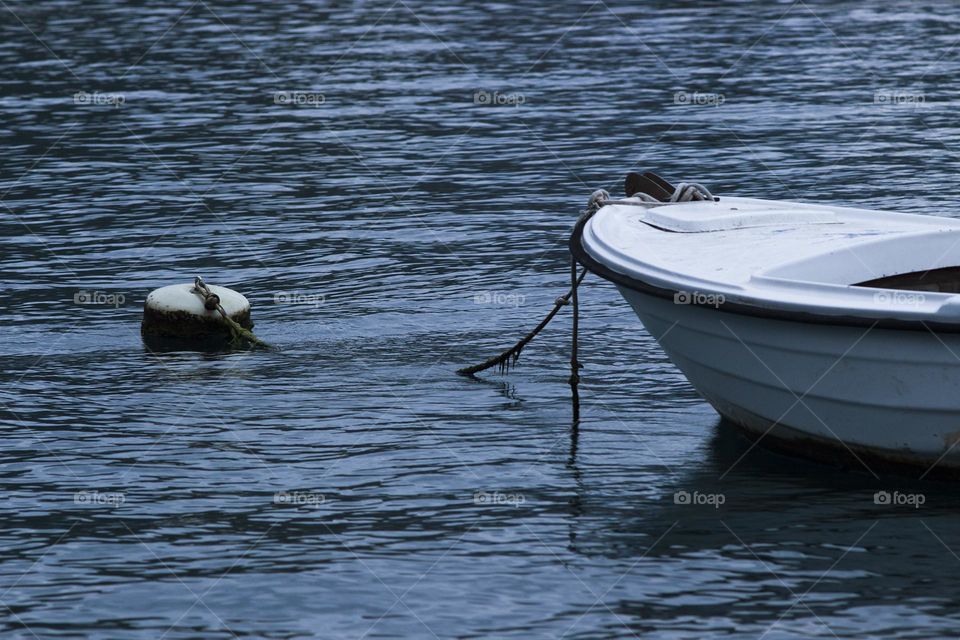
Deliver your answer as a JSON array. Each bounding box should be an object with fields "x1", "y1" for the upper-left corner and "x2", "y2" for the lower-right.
[{"x1": 583, "y1": 196, "x2": 960, "y2": 321}]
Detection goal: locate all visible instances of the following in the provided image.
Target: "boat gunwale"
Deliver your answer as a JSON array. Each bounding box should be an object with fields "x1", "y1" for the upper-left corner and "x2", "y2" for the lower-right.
[{"x1": 570, "y1": 210, "x2": 960, "y2": 334}]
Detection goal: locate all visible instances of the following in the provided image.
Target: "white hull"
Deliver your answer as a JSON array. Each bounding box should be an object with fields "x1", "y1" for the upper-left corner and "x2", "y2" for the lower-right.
[
  {"x1": 620, "y1": 287, "x2": 960, "y2": 474},
  {"x1": 576, "y1": 189, "x2": 960, "y2": 476}
]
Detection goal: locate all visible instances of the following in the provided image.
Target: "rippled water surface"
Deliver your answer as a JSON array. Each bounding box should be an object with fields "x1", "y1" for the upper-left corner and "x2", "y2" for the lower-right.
[{"x1": 4, "y1": 1, "x2": 960, "y2": 638}]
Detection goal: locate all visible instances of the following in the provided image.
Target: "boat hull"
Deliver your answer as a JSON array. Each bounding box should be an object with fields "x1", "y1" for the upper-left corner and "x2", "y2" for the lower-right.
[{"x1": 618, "y1": 286, "x2": 960, "y2": 477}]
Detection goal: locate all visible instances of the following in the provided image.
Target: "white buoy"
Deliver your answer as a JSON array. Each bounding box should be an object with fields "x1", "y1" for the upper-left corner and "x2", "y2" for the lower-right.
[{"x1": 141, "y1": 282, "x2": 252, "y2": 346}]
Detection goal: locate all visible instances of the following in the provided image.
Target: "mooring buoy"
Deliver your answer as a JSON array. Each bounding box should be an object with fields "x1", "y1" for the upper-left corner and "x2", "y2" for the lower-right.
[{"x1": 141, "y1": 277, "x2": 269, "y2": 350}]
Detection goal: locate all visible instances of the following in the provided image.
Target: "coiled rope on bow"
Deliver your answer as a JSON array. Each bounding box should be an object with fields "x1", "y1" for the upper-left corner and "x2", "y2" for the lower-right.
[{"x1": 669, "y1": 181, "x2": 714, "y2": 202}]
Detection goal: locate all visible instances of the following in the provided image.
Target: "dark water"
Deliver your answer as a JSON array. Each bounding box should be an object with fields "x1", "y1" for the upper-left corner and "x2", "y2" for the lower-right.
[{"x1": 3, "y1": 1, "x2": 960, "y2": 638}]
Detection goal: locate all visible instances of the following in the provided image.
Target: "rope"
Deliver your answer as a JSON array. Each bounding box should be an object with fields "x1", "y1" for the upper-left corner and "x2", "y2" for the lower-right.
[
  {"x1": 456, "y1": 269, "x2": 587, "y2": 376},
  {"x1": 456, "y1": 178, "x2": 712, "y2": 379},
  {"x1": 192, "y1": 276, "x2": 274, "y2": 350},
  {"x1": 569, "y1": 252, "x2": 582, "y2": 424},
  {"x1": 591, "y1": 184, "x2": 714, "y2": 209},
  {"x1": 670, "y1": 181, "x2": 714, "y2": 202},
  {"x1": 625, "y1": 182, "x2": 713, "y2": 203},
  {"x1": 456, "y1": 191, "x2": 607, "y2": 377}
]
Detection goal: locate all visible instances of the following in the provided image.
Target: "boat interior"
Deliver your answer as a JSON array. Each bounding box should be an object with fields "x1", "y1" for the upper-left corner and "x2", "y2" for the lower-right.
[{"x1": 854, "y1": 267, "x2": 960, "y2": 294}]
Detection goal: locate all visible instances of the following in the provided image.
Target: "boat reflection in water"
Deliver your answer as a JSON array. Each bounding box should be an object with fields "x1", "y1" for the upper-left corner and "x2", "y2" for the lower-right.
[{"x1": 558, "y1": 413, "x2": 960, "y2": 637}]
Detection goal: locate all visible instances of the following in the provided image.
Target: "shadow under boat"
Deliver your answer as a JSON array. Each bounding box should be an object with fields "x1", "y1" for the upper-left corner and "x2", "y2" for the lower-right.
[
  {"x1": 556, "y1": 419, "x2": 960, "y2": 635},
  {"x1": 562, "y1": 415, "x2": 960, "y2": 554}
]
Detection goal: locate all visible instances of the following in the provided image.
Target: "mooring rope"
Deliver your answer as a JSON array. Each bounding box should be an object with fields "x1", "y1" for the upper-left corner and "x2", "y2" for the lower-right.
[
  {"x1": 457, "y1": 178, "x2": 712, "y2": 378},
  {"x1": 193, "y1": 276, "x2": 274, "y2": 350},
  {"x1": 456, "y1": 190, "x2": 608, "y2": 377},
  {"x1": 569, "y1": 251, "x2": 582, "y2": 424},
  {"x1": 456, "y1": 268, "x2": 588, "y2": 376}
]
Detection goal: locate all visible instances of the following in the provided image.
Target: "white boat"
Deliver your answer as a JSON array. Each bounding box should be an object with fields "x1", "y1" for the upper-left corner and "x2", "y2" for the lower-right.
[{"x1": 572, "y1": 173, "x2": 960, "y2": 478}]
